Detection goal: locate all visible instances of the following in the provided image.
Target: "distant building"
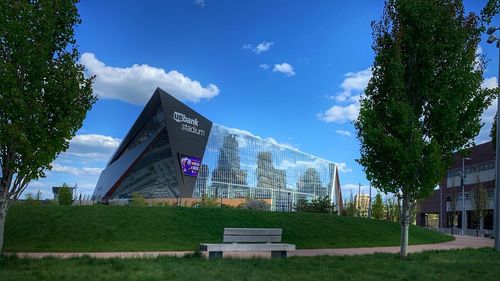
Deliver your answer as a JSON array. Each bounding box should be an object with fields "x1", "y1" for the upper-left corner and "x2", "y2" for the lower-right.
[
  {"x1": 355, "y1": 194, "x2": 370, "y2": 215},
  {"x1": 417, "y1": 142, "x2": 495, "y2": 234},
  {"x1": 92, "y1": 88, "x2": 343, "y2": 212}
]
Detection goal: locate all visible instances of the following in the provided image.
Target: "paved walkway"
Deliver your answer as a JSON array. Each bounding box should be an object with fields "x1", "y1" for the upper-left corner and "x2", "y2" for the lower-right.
[
  {"x1": 291, "y1": 235, "x2": 494, "y2": 257},
  {"x1": 6, "y1": 235, "x2": 494, "y2": 259}
]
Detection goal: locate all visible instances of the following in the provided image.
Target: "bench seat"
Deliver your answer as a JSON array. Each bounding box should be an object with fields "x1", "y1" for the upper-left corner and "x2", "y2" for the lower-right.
[
  {"x1": 200, "y1": 228, "x2": 296, "y2": 259},
  {"x1": 200, "y1": 243, "x2": 296, "y2": 252}
]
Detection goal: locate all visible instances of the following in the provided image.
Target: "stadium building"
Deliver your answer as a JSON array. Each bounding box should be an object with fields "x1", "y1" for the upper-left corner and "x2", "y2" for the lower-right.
[{"x1": 92, "y1": 88, "x2": 343, "y2": 212}]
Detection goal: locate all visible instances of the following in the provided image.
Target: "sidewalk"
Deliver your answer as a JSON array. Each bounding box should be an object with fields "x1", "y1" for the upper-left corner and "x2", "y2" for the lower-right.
[
  {"x1": 6, "y1": 235, "x2": 494, "y2": 259},
  {"x1": 290, "y1": 235, "x2": 494, "y2": 257}
]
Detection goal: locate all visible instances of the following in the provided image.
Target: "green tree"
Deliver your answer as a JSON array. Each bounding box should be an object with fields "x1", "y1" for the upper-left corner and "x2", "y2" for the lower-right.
[
  {"x1": 449, "y1": 188, "x2": 458, "y2": 235},
  {"x1": 25, "y1": 189, "x2": 42, "y2": 206},
  {"x1": 490, "y1": 113, "x2": 496, "y2": 149},
  {"x1": 372, "y1": 193, "x2": 385, "y2": 220},
  {"x1": 472, "y1": 176, "x2": 489, "y2": 237},
  {"x1": 294, "y1": 196, "x2": 335, "y2": 214},
  {"x1": 343, "y1": 193, "x2": 358, "y2": 217},
  {"x1": 355, "y1": 0, "x2": 496, "y2": 257},
  {"x1": 293, "y1": 198, "x2": 312, "y2": 212},
  {"x1": 0, "y1": 0, "x2": 95, "y2": 253},
  {"x1": 385, "y1": 196, "x2": 400, "y2": 222},
  {"x1": 58, "y1": 184, "x2": 73, "y2": 206}
]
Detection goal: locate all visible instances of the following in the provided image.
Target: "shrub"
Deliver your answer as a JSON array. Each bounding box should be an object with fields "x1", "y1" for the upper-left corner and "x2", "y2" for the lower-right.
[
  {"x1": 25, "y1": 190, "x2": 44, "y2": 206},
  {"x1": 58, "y1": 185, "x2": 73, "y2": 206},
  {"x1": 294, "y1": 199, "x2": 311, "y2": 212},
  {"x1": 25, "y1": 192, "x2": 36, "y2": 206},
  {"x1": 130, "y1": 192, "x2": 146, "y2": 206},
  {"x1": 198, "y1": 195, "x2": 219, "y2": 208},
  {"x1": 371, "y1": 193, "x2": 385, "y2": 220},
  {"x1": 294, "y1": 196, "x2": 335, "y2": 214},
  {"x1": 240, "y1": 198, "x2": 270, "y2": 211}
]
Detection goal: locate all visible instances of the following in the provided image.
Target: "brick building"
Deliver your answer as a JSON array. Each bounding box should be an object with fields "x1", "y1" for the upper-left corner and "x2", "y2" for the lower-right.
[{"x1": 417, "y1": 142, "x2": 495, "y2": 235}]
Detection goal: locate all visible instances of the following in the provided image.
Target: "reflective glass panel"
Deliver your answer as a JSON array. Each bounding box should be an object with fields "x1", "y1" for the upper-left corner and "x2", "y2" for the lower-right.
[{"x1": 193, "y1": 124, "x2": 338, "y2": 211}]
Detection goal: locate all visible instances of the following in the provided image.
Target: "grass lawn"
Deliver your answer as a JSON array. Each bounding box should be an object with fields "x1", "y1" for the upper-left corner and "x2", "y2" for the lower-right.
[
  {"x1": 4, "y1": 205, "x2": 452, "y2": 252},
  {"x1": 0, "y1": 248, "x2": 498, "y2": 281}
]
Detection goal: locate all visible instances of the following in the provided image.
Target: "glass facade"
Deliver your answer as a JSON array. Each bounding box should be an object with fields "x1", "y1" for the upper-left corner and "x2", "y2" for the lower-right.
[
  {"x1": 193, "y1": 124, "x2": 338, "y2": 211},
  {"x1": 93, "y1": 88, "x2": 341, "y2": 211}
]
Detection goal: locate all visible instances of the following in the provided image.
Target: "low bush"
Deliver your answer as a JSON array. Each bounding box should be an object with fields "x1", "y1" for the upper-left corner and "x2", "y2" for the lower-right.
[{"x1": 130, "y1": 192, "x2": 146, "y2": 206}]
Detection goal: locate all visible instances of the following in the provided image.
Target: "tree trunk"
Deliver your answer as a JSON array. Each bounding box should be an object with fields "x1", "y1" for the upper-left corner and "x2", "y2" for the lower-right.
[
  {"x1": 400, "y1": 197, "x2": 410, "y2": 258},
  {"x1": 451, "y1": 214, "x2": 454, "y2": 235},
  {"x1": 480, "y1": 217, "x2": 484, "y2": 237},
  {"x1": 0, "y1": 193, "x2": 8, "y2": 254}
]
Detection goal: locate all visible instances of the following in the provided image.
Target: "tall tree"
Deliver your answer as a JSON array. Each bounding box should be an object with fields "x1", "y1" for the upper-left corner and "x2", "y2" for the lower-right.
[
  {"x1": 449, "y1": 188, "x2": 458, "y2": 235},
  {"x1": 0, "y1": 0, "x2": 94, "y2": 253},
  {"x1": 371, "y1": 192, "x2": 385, "y2": 220},
  {"x1": 355, "y1": 0, "x2": 496, "y2": 257},
  {"x1": 472, "y1": 176, "x2": 489, "y2": 237},
  {"x1": 385, "y1": 196, "x2": 400, "y2": 222}
]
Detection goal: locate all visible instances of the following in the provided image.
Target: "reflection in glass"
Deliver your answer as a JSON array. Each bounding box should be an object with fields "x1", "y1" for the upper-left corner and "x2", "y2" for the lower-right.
[{"x1": 193, "y1": 124, "x2": 339, "y2": 211}]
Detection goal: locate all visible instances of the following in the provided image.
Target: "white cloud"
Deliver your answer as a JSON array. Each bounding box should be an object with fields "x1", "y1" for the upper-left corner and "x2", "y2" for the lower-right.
[
  {"x1": 341, "y1": 184, "x2": 371, "y2": 200},
  {"x1": 276, "y1": 158, "x2": 333, "y2": 171},
  {"x1": 254, "y1": 41, "x2": 273, "y2": 54},
  {"x1": 80, "y1": 52, "x2": 220, "y2": 105},
  {"x1": 259, "y1": 64, "x2": 269, "y2": 70},
  {"x1": 335, "y1": 130, "x2": 352, "y2": 137},
  {"x1": 51, "y1": 163, "x2": 103, "y2": 176},
  {"x1": 27, "y1": 181, "x2": 48, "y2": 188},
  {"x1": 342, "y1": 183, "x2": 369, "y2": 191},
  {"x1": 476, "y1": 76, "x2": 498, "y2": 144},
  {"x1": 222, "y1": 126, "x2": 300, "y2": 151},
  {"x1": 194, "y1": 0, "x2": 205, "y2": 8},
  {"x1": 334, "y1": 162, "x2": 352, "y2": 173},
  {"x1": 64, "y1": 134, "x2": 121, "y2": 161},
  {"x1": 76, "y1": 183, "x2": 100, "y2": 192},
  {"x1": 243, "y1": 41, "x2": 274, "y2": 54},
  {"x1": 333, "y1": 68, "x2": 372, "y2": 102},
  {"x1": 264, "y1": 137, "x2": 299, "y2": 151},
  {"x1": 273, "y1": 63, "x2": 296, "y2": 76},
  {"x1": 318, "y1": 104, "x2": 359, "y2": 123},
  {"x1": 23, "y1": 188, "x2": 52, "y2": 199},
  {"x1": 319, "y1": 67, "x2": 371, "y2": 124},
  {"x1": 482, "y1": 76, "x2": 497, "y2": 89}
]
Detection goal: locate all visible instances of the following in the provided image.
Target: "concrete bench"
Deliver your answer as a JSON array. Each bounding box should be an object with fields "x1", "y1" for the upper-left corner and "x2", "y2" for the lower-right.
[{"x1": 200, "y1": 228, "x2": 296, "y2": 259}]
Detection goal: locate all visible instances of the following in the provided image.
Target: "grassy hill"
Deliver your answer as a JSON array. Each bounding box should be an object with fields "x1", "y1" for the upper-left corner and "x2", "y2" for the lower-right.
[{"x1": 4, "y1": 205, "x2": 453, "y2": 252}]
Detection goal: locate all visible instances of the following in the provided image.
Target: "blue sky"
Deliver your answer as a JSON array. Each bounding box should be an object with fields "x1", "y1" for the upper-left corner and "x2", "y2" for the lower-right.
[{"x1": 24, "y1": 0, "x2": 500, "y2": 200}]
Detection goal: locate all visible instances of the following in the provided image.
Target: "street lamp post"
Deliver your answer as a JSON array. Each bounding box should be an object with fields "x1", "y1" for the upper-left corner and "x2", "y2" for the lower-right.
[
  {"x1": 460, "y1": 157, "x2": 471, "y2": 236},
  {"x1": 368, "y1": 183, "x2": 372, "y2": 219},
  {"x1": 487, "y1": 25, "x2": 500, "y2": 250}
]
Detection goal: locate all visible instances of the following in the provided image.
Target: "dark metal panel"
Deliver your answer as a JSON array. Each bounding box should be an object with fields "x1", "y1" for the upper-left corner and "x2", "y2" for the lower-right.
[
  {"x1": 92, "y1": 126, "x2": 164, "y2": 200},
  {"x1": 158, "y1": 88, "x2": 213, "y2": 198},
  {"x1": 93, "y1": 87, "x2": 213, "y2": 201},
  {"x1": 107, "y1": 90, "x2": 162, "y2": 166}
]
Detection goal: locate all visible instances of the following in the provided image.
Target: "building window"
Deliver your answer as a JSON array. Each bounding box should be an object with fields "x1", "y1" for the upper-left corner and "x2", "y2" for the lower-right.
[
  {"x1": 478, "y1": 161, "x2": 495, "y2": 171},
  {"x1": 447, "y1": 170, "x2": 459, "y2": 178}
]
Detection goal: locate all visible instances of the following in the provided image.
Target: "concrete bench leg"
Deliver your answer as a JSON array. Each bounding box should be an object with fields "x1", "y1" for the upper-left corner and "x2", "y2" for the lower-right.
[
  {"x1": 271, "y1": 251, "x2": 287, "y2": 258},
  {"x1": 208, "y1": 251, "x2": 223, "y2": 259}
]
